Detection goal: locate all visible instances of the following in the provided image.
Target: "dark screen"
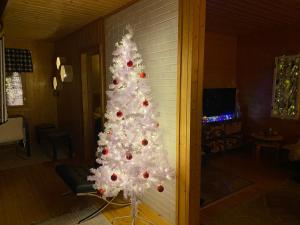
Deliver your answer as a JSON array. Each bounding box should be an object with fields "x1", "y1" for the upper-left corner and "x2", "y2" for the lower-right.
[{"x1": 203, "y1": 88, "x2": 236, "y2": 117}]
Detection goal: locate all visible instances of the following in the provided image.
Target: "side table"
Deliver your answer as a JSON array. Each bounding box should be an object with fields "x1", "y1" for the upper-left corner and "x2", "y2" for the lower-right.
[{"x1": 251, "y1": 132, "x2": 283, "y2": 162}]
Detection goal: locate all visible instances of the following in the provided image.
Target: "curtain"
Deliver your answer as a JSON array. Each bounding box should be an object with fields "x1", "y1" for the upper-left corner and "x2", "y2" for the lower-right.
[{"x1": 0, "y1": 35, "x2": 7, "y2": 124}]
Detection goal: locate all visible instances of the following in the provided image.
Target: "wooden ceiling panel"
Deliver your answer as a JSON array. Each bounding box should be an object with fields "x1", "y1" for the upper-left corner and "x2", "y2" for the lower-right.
[
  {"x1": 5, "y1": 0, "x2": 300, "y2": 39},
  {"x1": 206, "y1": 0, "x2": 300, "y2": 35},
  {"x1": 3, "y1": 0, "x2": 134, "y2": 40}
]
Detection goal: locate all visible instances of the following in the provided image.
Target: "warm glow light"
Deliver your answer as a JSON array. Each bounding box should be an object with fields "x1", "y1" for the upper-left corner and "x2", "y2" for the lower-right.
[
  {"x1": 60, "y1": 65, "x2": 66, "y2": 82},
  {"x1": 53, "y1": 76, "x2": 57, "y2": 90},
  {"x1": 5, "y1": 72, "x2": 24, "y2": 106},
  {"x1": 56, "y1": 57, "x2": 66, "y2": 70},
  {"x1": 60, "y1": 65, "x2": 73, "y2": 82},
  {"x1": 56, "y1": 57, "x2": 60, "y2": 70}
]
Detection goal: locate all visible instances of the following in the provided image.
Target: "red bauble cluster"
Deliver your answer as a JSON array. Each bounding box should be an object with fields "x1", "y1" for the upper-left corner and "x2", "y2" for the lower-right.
[
  {"x1": 98, "y1": 188, "x2": 105, "y2": 195},
  {"x1": 143, "y1": 171, "x2": 149, "y2": 179},
  {"x1": 139, "y1": 72, "x2": 146, "y2": 78},
  {"x1": 111, "y1": 173, "x2": 117, "y2": 181},
  {"x1": 157, "y1": 185, "x2": 164, "y2": 192},
  {"x1": 143, "y1": 100, "x2": 149, "y2": 107},
  {"x1": 102, "y1": 147, "x2": 109, "y2": 155},
  {"x1": 113, "y1": 79, "x2": 119, "y2": 85},
  {"x1": 126, "y1": 152, "x2": 133, "y2": 160},
  {"x1": 142, "y1": 139, "x2": 148, "y2": 146},
  {"x1": 127, "y1": 60, "x2": 133, "y2": 67},
  {"x1": 116, "y1": 111, "x2": 123, "y2": 117}
]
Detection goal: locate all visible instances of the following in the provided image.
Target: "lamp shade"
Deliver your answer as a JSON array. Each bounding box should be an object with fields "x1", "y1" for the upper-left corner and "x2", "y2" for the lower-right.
[
  {"x1": 56, "y1": 57, "x2": 66, "y2": 70},
  {"x1": 60, "y1": 65, "x2": 73, "y2": 82},
  {"x1": 53, "y1": 76, "x2": 58, "y2": 90},
  {"x1": 52, "y1": 75, "x2": 62, "y2": 93}
]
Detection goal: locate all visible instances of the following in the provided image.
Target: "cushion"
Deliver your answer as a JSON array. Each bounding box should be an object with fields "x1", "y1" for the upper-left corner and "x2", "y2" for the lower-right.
[
  {"x1": 0, "y1": 117, "x2": 24, "y2": 144},
  {"x1": 55, "y1": 164, "x2": 95, "y2": 194}
]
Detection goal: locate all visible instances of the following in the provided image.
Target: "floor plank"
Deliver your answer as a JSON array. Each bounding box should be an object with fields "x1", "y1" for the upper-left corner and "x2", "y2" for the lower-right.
[
  {"x1": 200, "y1": 149, "x2": 295, "y2": 224},
  {"x1": 0, "y1": 161, "x2": 171, "y2": 225}
]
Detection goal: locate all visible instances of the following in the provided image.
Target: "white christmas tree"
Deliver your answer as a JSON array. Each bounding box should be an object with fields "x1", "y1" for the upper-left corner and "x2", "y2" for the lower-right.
[{"x1": 88, "y1": 26, "x2": 174, "y2": 219}]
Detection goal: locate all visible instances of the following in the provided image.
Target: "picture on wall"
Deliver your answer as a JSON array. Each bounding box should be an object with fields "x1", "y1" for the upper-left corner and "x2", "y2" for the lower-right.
[{"x1": 271, "y1": 54, "x2": 300, "y2": 120}]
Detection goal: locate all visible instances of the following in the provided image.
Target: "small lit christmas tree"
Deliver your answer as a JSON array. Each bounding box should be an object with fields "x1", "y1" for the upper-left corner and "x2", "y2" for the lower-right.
[
  {"x1": 88, "y1": 26, "x2": 174, "y2": 223},
  {"x1": 5, "y1": 72, "x2": 24, "y2": 106}
]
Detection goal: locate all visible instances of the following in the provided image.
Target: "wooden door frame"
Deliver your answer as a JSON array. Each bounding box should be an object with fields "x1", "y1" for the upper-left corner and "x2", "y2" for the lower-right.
[
  {"x1": 176, "y1": 0, "x2": 206, "y2": 225},
  {"x1": 80, "y1": 43, "x2": 106, "y2": 163}
]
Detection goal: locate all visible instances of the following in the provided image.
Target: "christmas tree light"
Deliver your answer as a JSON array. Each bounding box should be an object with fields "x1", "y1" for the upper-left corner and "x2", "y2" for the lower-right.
[
  {"x1": 5, "y1": 72, "x2": 24, "y2": 106},
  {"x1": 88, "y1": 25, "x2": 174, "y2": 223}
]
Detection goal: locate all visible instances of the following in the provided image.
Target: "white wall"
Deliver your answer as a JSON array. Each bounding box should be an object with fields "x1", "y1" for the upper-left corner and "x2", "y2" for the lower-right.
[{"x1": 105, "y1": 0, "x2": 178, "y2": 223}]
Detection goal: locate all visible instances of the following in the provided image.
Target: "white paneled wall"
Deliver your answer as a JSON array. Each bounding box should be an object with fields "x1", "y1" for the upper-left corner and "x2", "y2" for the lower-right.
[{"x1": 105, "y1": 0, "x2": 178, "y2": 223}]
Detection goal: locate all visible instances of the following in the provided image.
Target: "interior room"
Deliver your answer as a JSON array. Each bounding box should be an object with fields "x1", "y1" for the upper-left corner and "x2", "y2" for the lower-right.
[
  {"x1": 1, "y1": 0, "x2": 300, "y2": 225},
  {"x1": 200, "y1": 1, "x2": 300, "y2": 225},
  {"x1": 0, "y1": 0, "x2": 178, "y2": 225}
]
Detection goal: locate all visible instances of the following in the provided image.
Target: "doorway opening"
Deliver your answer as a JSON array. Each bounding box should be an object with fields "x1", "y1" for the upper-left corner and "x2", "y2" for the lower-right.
[{"x1": 81, "y1": 52, "x2": 104, "y2": 163}]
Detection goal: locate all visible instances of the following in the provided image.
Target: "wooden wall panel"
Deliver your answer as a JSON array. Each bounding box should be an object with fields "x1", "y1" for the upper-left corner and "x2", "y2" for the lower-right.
[
  {"x1": 177, "y1": 0, "x2": 205, "y2": 224},
  {"x1": 6, "y1": 38, "x2": 57, "y2": 142},
  {"x1": 237, "y1": 32, "x2": 300, "y2": 143},
  {"x1": 204, "y1": 32, "x2": 237, "y2": 88},
  {"x1": 54, "y1": 19, "x2": 104, "y2": 161}
]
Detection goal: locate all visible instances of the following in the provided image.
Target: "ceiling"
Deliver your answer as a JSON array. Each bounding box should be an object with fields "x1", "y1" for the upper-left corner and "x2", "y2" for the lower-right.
[
  {"x1": 3, "y1": 0, "x2": 300, "y2": 41},
  {"x1": 206, "y1": 0, "x2": 300, "y2": 35},
  {"x1": 3, "y1": 0, "x2": 133, "y2": 41}
]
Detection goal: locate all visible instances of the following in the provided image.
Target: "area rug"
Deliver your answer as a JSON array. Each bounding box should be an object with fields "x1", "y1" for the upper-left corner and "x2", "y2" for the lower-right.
[
  {"x1": 208, "y1": 181, "x2": 300, "y2": 225},
  {"x1": 0, "y1": 143, "x2": 68, "y2": 171},
  {"x1": 31, "y1": 205, "x2": 111, "y2": 225},
  {"x1": 201, "y1": 165, "x2": 253, "y2": 207}
]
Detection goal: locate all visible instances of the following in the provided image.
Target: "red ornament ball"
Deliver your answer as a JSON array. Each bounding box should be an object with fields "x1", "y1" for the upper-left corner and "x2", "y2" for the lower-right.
[
  {"x1": 142, "y1": 139, "x2": 148, "y2": 146},
  {"x1": 111, "y1": 173, "x2": 117, "y2": 181},
  {"x1": 102, "y1": 147, "x2": 109, "y2": 155},
  {"x1": 116, "y1": 111, "x2": 123, "y2": 117},
  {"x1": 139, "y1": 72, "x2": 146, "y2": 78},
  {"x1": 113, "y1": 79, "x2": 119, "y2": 85},
  {"x1": 143, "y1": 100, "x2": 149, "y2": 107},
  {"x1": 97, "y1": 188, "x2": 105, "y2": 195},
  {"x1": 126, "y1": 152, "x2": 133, "y2": 160},
  {"x1": 157, "y1": 185, "x2": 164, "y2": 192},
  {"x1": 143, "y1": 171, "x2": 149, "y2": 179},
  {"x1": 127, "y1": 60, "x2": 133, "y2": 67}
]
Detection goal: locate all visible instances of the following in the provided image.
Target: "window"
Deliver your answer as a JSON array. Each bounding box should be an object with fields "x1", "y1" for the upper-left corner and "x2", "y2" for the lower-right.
[
  {"x1": 5, "y1": 72, "x2": 24, "y2": 106},
  {"x1": 271, "y1": 55, "x2": 300, "y2": 119}
]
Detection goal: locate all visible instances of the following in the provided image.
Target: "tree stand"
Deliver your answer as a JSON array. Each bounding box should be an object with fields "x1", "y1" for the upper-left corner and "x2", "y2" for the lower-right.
[{"x1": 111, "y1": 194, "x2": 156, "y2": 225}]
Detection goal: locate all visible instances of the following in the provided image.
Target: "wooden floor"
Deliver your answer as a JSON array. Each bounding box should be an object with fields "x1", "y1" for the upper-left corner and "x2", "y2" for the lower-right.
[
  {"x1": 0, "y1": 148, "x2": 295, "y2": 225},
  {"x1": 0, "y1": 160, "x2": 170, "y2": 225},
  {"x1": 200, "y1": 149, "x2": 294, "y2": 224}
]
